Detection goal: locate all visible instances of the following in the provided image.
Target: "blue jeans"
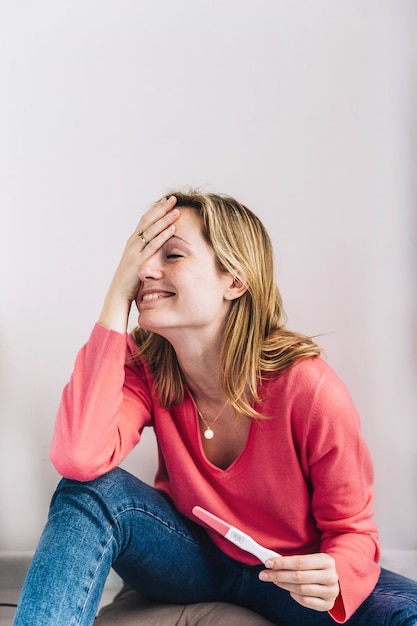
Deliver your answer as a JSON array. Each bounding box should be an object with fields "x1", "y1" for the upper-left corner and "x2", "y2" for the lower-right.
[{"x1": 13, "y1": 467, "x2": 417, "y2": 625}]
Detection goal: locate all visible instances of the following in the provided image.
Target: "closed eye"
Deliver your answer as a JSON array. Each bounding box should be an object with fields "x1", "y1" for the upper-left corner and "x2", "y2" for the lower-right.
[{"x1": 166, "y1": 253, "x2": 183, "y2": 259}]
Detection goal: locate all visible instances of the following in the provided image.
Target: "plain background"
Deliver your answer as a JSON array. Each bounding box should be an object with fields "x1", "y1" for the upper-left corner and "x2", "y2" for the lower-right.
[{"x1": 0, "y1": 1, "x2": 416, "y2": 558}]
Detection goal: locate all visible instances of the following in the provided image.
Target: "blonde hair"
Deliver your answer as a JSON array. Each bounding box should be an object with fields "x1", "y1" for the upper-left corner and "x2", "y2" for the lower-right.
[{"x1": 132, "y1": 189, "x2": 321, "y2": 418}]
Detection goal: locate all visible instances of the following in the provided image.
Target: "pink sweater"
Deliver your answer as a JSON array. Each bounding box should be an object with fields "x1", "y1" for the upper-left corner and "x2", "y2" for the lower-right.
[{"x1": 51, "y1": 323, "x2": 380, "y2": 623}]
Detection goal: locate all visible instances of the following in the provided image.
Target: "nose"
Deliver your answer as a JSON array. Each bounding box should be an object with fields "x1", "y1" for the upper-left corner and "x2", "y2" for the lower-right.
[{"x1": 137, "y1": 251, "x2": 164, "y2": 281}]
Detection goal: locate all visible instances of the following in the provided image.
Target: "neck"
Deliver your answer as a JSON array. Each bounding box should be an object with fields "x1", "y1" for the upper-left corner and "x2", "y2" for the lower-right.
[
  {"x1": 168, "y1": 332, "x2": 225, "y2": 402},
  {"x1": 181, "y1": 358, "x2": 224, "y2": 405}
]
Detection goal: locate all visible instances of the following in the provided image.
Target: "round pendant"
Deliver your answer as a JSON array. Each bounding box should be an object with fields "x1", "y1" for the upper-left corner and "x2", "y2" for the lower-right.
[{"x1": 204, "y1": 428, "x2": 214, "y2": 440}]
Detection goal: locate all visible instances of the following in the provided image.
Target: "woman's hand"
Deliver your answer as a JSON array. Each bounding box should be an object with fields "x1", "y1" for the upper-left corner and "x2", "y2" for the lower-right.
[
  {"x1": 259, "y1": 553, "x2": 340, "y2": 612},
  {"x1": 98, "y1": 195, "x2": 179, "y2": 332}
]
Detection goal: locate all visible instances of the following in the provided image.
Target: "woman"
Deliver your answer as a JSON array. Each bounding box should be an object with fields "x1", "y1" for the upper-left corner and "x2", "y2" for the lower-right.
[{"x1": 13, "y1": 191, "x2": 417, "y2": 625}]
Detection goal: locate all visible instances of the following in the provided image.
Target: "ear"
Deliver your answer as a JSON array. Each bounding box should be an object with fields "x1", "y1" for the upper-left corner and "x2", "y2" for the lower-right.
[{"x1": 224, "y1": 273, "x2": 248, "y2": 301}]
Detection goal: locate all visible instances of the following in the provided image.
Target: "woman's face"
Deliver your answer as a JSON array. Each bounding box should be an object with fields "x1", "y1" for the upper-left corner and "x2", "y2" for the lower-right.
[{"x1": 136, "y1": 208, "x2": 236, "y2": 343}]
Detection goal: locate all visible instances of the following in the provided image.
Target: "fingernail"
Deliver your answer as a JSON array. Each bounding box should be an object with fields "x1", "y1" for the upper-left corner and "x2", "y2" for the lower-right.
[
  {"x1": 259, "y1": 571, "x2": 269, "y2": 581},
  {"x1": 265, "y1": 560, "x2": 273, "y2": 568}
]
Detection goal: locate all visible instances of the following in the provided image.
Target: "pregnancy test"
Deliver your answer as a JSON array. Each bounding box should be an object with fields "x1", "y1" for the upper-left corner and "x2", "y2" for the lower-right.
[{"x1": 192, "y1": 505, "x2": 280, "y2": 565}]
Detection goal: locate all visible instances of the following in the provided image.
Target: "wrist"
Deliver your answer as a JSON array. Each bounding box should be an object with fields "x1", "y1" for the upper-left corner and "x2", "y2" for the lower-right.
[{"x1": 98, "y1": 292, "x2": 132, "y2": 333}]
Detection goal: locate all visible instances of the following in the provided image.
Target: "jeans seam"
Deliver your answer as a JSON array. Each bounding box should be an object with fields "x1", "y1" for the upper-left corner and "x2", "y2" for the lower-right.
[{"x1": 78, "y1": 533, "x2": 114, "y2": 624}]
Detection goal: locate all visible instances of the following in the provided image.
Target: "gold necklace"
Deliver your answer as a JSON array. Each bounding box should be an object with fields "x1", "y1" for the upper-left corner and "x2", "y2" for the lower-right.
[{"x1": 190, "y1": 395, "x2": 228, "y2": 440}]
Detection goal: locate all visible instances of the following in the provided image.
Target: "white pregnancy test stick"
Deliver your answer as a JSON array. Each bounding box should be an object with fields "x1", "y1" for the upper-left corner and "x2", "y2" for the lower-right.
[{"x1": 192, "y1": 505, "x2": 281, "y2": 565}]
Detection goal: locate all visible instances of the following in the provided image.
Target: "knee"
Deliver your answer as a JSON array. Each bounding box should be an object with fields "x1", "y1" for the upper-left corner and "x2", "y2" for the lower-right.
[{"x1": 50, "y1": 468, "x2": 145, "y2": 519}]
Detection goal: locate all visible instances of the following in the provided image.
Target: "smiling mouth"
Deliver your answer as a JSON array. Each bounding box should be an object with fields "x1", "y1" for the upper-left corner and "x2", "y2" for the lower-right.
[{"x1": 142, "y1": 292, "x2": 174, "y2": 301}]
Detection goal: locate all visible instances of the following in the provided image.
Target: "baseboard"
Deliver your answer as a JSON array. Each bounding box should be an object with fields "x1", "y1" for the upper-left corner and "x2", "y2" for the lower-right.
[
  {"x1": 0, "y1": 551, "x2": 122, "y2": 592},
  {"x1": 1, "y1": 549, "x2": 416, "y2": 590}
]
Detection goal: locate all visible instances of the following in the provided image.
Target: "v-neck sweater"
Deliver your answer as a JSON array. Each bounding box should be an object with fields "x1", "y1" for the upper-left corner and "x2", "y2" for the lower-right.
[{"x1": 51, "y1": 323, "x2": 381, "y2": 623}]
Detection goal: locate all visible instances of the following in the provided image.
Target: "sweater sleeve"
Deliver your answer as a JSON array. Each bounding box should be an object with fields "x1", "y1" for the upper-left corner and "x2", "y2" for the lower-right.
[
  {"x1": 50, "y1": 323, "x2": 153, "y2": 481},
  {"x1": 299, "y1": 363, "x2": 380, "y2": 623}
]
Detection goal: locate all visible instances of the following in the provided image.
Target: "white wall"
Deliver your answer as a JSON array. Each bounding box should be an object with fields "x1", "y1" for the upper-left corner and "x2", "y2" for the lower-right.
[{"x1": 1, "y1": 1, "x2": 416, "y2": 554}]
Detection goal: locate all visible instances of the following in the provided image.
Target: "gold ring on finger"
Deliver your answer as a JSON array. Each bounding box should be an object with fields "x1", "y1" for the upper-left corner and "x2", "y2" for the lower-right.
[{"x1": 136, "y1": 229, "x2": 149, "y2": 246}]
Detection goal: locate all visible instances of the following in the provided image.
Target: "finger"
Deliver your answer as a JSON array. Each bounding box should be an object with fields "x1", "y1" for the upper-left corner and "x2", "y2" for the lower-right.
[
  {"x1": 133, "y1": 207, "x2": 179, "y2": 256},
  {"x1": 276, "y1": 578, "x2": 339, "y2": 598},
  {"x1": 289, "y1": 588, "x2": 338, "y2": 612},
  {"x1": 259, "y1": 566, "x2": 337, "y2": 590},
  {"x1": 139, "y1": 209, "x2": 179, "y2": 249},
  {"x1": 134, "y1": 195, "x2": 178, "y2": 237},
  {"x1": 137, "y1": 223, "x2": 176, "y2": 258},
  {"x1": 260, "y1": 571, "x2": 339, "y2": 611},
  {"x1": 265, "y1": 553, "x2": 334, "y2": 572},
  {"x1": 260, "y1": 553, "x2": 338, "y2": 584}
]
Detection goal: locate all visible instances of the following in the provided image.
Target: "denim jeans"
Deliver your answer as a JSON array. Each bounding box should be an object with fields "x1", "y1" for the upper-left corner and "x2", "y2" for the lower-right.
[{"x1": 13, "y1": 467, "x2": 417, "y2": 626}]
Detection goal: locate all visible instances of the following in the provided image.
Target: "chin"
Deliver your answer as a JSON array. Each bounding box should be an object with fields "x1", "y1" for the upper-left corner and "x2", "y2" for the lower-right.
[
  {"x1": 137, "y1": 317, "x2": 153, "y2": 332},
  {"x1": 137, "y1": 314, "x2": 171, "y2": 335}
]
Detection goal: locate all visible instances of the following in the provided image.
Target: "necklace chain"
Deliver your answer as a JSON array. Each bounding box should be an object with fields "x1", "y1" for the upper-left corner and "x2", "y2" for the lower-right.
[{"x1": 189, "y1": 395, "x2": 228, "y2": 440}]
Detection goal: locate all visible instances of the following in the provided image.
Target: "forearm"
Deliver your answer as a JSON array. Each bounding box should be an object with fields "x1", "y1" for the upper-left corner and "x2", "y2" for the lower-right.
[
  {"x1": 98, "y1": 283, "x2": 132, "y2": 334},
  {"x1": 50, "y1": 324, "x2": 144, "y2": 480}
]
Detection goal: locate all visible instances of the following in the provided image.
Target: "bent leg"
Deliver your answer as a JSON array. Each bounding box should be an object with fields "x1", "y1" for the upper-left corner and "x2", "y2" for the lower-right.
[{"x1": 13, "y1": 468, "x2": 233, "y2": 626}]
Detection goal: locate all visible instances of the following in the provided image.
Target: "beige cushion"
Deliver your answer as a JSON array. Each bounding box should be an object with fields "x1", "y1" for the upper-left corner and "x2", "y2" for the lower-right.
[{"x1": 96, "y1": 583, "x2": 274, "y2": 625}]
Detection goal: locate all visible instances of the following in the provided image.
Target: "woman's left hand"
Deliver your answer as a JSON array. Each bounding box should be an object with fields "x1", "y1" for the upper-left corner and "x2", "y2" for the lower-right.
[{"x1": 259, "y1": 553, "x2": 340, "y2": 612}]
